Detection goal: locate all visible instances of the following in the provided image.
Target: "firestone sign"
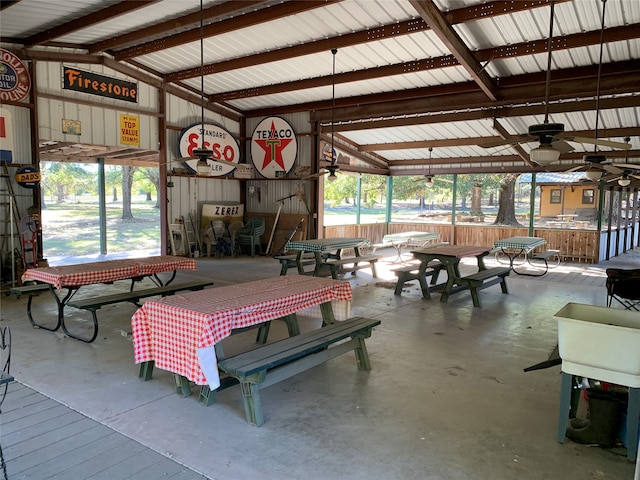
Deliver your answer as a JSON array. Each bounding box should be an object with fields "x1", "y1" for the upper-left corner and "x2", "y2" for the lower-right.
[
  {"x1": 0, "y1": 49, "x2": 31, "y2": 102},
  {"x1": 178, "y1": 123, "x2": 239, "y2": 176},
  {"x1": 250, "y1": 117, "x2": 297, "y2": 179}
]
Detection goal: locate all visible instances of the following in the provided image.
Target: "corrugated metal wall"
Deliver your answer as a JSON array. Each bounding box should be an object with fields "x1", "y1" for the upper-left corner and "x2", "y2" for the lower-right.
[
  {"x1": 36, "y1": 61, "x2": 159, "y2": 150},
  {"x1": 244, "y1": 112, "x2": 316, "y2": 217}
]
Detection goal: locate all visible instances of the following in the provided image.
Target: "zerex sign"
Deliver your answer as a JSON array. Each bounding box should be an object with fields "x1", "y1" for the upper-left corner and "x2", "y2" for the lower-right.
[
  {"x1": 63, "y1": 66, "x2": 138, "y2": 103},
  {"x1": 178, "y1": 123, "x2": 239, "y2": 176},
  {"x1": 0, "y1": 49, "x2": 31, "y2": 102},
  {"x1": 251, "y1": 117, "x2": 297, "y2": 179}
]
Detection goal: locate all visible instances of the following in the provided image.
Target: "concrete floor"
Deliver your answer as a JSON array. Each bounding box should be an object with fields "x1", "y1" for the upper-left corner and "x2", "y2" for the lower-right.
[{"x1": 1, "y1": 248, "x2": 639, "y2": 480}]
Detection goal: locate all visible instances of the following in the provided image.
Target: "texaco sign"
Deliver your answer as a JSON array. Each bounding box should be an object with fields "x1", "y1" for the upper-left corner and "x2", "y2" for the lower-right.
[{"x1": 250, "y1": 117, "x2": 297, "y2": 179}]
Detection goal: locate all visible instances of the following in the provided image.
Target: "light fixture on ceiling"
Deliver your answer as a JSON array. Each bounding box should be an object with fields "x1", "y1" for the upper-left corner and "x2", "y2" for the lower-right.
[
  {"x1": 425, "y1": 147, "x2": 434, "y2": 188},
  {"x1": 425, "y1": 176, "x2": 434, "y2": 188},
  {"x1": 583, "y1": 154, "x2": 607, "y2": 181},
  {"x1": 326, "y1": 164, "x2": 338, "y2": 182},
  {"x1": 530, "y1": 143, "x2": 560, "y2": 165},
  {"x1": 529, "y1": 1, "x2": 561, "y2": 166},
  {"x1": 194, "y1": 0, "x2": 213, "y2": 176},
  {"x1": 326, "y1": 47, "x2": 339, "y2": 182},
  {"x1": 618, "y1": 175, "x2": 631, "y2": 187},
  {"x1": 584, "y1": 167, "x2": 602, "y2": 181}
]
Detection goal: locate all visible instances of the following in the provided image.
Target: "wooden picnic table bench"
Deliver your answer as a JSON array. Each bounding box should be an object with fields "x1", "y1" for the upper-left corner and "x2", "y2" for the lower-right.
[
  {"x1": 198, "y1": 316, "x2": 380, "y2": 426},
  {"x1": 392, "y1": 260, "x2": 445, "y2": 298},
  {"x1": 325, "y1": 255, "x2": 381, "y2": 279},
  {"x1": 65, "y1": 279, "x2": 214, "y2": 343},
  {"x1": 455, "y1": 267, "x2": 511, "y2": 307},
  {"x1": 274, "y1": 253, "x2": 317, "y2": 275}
]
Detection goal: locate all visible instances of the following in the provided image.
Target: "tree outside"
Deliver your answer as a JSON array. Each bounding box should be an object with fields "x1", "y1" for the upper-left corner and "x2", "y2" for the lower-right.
[{"x1": 39, "y1": 162, "x2": 160, "y2": 258}]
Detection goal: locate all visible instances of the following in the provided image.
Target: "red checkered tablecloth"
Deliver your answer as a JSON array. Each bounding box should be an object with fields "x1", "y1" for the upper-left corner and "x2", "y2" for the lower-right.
[
  {"x1": 21, "y1": 256, "x2": 196, "y2": 290},
  {"x1": 135, "y1": 255, "x2": 196, "y2": 276},
  {"x1": 131, "y1": 275, "x2": 352, "y2": 387},
  {"x1": 22, "y1": 259, "x2": 141, "y2": 290}
]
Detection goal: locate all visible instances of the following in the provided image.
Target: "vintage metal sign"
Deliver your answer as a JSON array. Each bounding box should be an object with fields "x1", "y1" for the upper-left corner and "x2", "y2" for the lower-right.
[
  {"x1": 178, "y1": 122, "x2": 239, "y2": 176},
  {"x1": 0, "y1": 48, "x2": 31, "y2": 102},
  {"x1": 63, "y1": 66, "x2": 138, "y2": 103},
  {"x1": 16, "y1": 166, "x2": 41, "y2": 188},
  {"x1": 0, "y1": 108, "x2": 14, "y2": 163},
  {"x1": 250, "y1": 117, "x2": 297, "y2": 179}
]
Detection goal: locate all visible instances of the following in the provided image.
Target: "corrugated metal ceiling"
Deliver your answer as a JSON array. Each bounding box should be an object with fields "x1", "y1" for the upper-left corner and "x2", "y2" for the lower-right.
[{"x1": 1, "y1": 0, "x2": 639, "y2": 179}]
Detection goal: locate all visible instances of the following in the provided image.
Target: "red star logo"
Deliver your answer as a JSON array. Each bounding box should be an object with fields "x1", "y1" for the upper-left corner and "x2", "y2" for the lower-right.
[{"x1": 255, "y1": 121, "x2": 293, "y2": 170}]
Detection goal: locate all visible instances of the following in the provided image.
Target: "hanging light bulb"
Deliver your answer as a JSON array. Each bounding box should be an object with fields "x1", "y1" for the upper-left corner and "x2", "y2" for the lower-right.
[
  {"x1": 425, "y1": 175, "x2": 434, "y2": 188},
  {"x1": 618, "y1": 175, "x2": 631, "y2": 187},
  {"x1": 322, "y1": 48, "x2": 339, "y2": 180},
  {"x1": 326, "y1": 165, "x2": 338, "y2": 182},
  {"x1": 530, "y1": 144, "x2": 560, "y2": 165},
  {"x1": 195, "y1": 0, "x2": 213, "y2": 176},
  {"x1": 584, "y1": 167, "x2": 602, "y2": 181},
  {"x1": 425, "y1": 147, "x2": 434, "y2": 187}
]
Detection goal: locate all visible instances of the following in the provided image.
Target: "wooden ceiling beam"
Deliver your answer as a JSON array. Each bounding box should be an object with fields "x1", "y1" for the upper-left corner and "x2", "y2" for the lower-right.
[
  {"x1": 301, "y1": 61, "x2": 640, "y2": 124},
  {"x1": 408, "y1": 0, "x2": 497, "y2": 101},
  {"x1": 89, "y1": 1, "x2": 271, "y2": 54},
  {"x1": 357, "y1": 127, "x2": 639, "y2": 152},
  {"x1": 116, "y1": 1, "x2": 336, "y2": 62},
  {"x1": 211, "y1": 23, "x2": 640, "y2": 102},
  {"x1": 164, "y1": 0, "x2": 562, "y2": 82},
  {"x1": 22, "y1": 1, "x2": 160, "y2": 47}
]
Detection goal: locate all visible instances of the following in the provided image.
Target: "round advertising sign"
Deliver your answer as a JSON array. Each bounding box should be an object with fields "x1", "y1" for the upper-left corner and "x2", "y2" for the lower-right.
[
  {"x1": 250, "y1": 117, "x2": 297, "y2": 179},
  {"x1": 0, "y1": 48, "x2": 31, "y2": 102},
  {"x1": 178, "y1": 123, "x2": 239, "y2": 176},
  {"x1": 15, "y1": 166, "x2": 41, "y2": 189}
]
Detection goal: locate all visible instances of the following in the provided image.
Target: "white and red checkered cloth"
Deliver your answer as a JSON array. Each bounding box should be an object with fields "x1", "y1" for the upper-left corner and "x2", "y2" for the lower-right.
[
  {"x1": 131, "y1": 275, "x2": 352, "y2": 388},
  {"x1": 21, "y1": 255, "x2": 196, "y2": 290}
]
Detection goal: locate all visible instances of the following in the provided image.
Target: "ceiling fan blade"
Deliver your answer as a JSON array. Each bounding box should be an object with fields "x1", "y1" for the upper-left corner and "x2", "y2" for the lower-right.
[
  {"x1": 478, "y1": 134, "x2": 531, "y2": 149},
  {"x1": 602, "y1": 164, "x2": 623, "y2": 175},
  {"x1": 564, "y1": 165, "x2": 584, "y2": 173},
  {"x1": 611, "y1": 163, "x2": 640, "y2": 170},
  {"x1": 566, "y1": 136, "x2": 632, "y2": 150},
  {"x1": 550, "y1": 139, "x2": 574, "y2": 153}
]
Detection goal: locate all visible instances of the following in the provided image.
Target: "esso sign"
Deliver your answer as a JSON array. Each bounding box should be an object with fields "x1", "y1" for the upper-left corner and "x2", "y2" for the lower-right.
[{"x1": 178, "y1": 123, "x2": 239, "y2": 175}]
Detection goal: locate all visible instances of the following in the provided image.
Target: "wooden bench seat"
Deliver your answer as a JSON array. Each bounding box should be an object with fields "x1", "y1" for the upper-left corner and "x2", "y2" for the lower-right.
[
  {"x1": 325, "y1": 255, "x2": 381, "y2": 279},
  {"x1": 9, "y1": 283, "x2": 51, "y2": 299},
  {"x1": 392, "y1": 260, "x2": 444, "y2": 298},
  {"x1": 371, "y1": 242, "x2": 395, "y2": 253},
  {"x1": 274, "y1": 253, "x2": 317, "y2": 275},
  {"x1": 529, "y1": 249, "x2": 561, "y2": 270},
  {"x1": 199, "y1": 316, "x2": 380, "y2": 426},
  {"x1": 66, "y1": 280, "x2": 214, "y2": 343},
  {"x1": 456, "y1": 267, "x2": 511, "y2": 307}
]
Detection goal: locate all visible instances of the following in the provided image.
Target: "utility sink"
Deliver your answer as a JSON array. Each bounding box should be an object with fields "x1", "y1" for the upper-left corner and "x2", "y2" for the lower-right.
[{"x1": 555, "y1": 302, "x2": 640, "y2": 387}]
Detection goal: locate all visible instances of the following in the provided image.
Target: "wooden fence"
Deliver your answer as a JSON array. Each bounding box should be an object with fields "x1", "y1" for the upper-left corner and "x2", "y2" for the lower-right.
[{"x1": 323, "y1": 221, "x2": 639, "y2": 264}]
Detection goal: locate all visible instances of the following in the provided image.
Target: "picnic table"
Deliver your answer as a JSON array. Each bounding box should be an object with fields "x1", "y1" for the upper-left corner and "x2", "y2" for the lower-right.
[
  {"x1": 284, "y1": 237, "x2": 380, "y2": 278},
  {"x1": 16, "y1": 255, "x2": 198, "y2": 341},
  {"x1": 494, "y1": 236, "x2": 558, "y2": 276},
  {"x1": 409, "y1": 245, "x2": 509, "y2": 307},
  {"x1": 376, "y1": 231, "x2": 440, "y2": 262},
  {"x1": 131, "y1": 275, "x2": 352, "y2": 389}
]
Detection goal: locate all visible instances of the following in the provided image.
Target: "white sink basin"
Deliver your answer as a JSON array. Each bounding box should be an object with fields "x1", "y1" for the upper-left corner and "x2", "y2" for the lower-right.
[{"x1": 555, "y1": 302, "x2": 640, "y2": 387}]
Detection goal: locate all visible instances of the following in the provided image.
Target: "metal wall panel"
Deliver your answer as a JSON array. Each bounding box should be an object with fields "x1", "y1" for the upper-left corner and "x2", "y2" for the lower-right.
[
  {"x1": 36, "y1": 60, "x2": 160, "y2": 150},
  {"x1": 243, "y1": 111, "x2": 316, "y2": 216},
  {"x1": 3, "y1": 105, "x2": 33, "y2": 164}
]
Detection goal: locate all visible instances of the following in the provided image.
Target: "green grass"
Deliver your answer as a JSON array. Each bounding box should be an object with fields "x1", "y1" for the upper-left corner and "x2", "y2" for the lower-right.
[{"x1": 42, "y1": 198, "x2": 160, "y2": 257}]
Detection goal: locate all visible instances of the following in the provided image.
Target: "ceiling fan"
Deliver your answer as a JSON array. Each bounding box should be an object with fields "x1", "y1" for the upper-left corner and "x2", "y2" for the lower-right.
[
  {"x1": 479, "y1": 0, "x2": 630, "y2": 165},
  {"x1": 413, "y1": 147, "x2": 452, "y2": 187}
]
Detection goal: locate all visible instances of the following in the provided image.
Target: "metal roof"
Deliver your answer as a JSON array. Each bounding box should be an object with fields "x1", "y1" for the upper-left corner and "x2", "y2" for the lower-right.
[{"x1": 1, "y1": 0, "x2": 639, "y2": 182}]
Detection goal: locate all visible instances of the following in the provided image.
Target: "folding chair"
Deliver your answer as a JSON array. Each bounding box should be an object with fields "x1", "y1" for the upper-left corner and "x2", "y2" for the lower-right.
[
  {"x1": 606, "y1": 268, "x2": 640, "y2": 311},
  {"x1": 210, "y1": 220, "x2": 233, "y2": 259}
]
